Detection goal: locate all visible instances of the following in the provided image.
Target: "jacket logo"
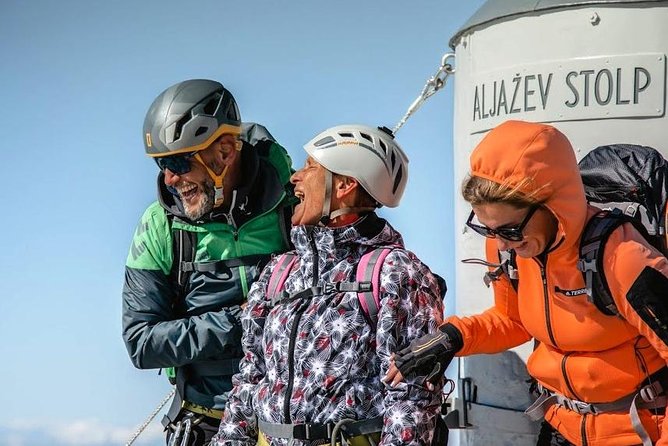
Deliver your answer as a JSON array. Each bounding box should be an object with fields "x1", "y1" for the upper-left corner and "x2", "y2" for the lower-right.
[{"x1": 555, "y1": 286, "x2": 588, "y2": 297}]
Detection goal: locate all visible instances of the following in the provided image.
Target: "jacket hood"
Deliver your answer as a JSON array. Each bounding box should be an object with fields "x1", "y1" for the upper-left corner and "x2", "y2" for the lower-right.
[{"x1": 470, "y1": 120, "x2": 587, "y2": 251}]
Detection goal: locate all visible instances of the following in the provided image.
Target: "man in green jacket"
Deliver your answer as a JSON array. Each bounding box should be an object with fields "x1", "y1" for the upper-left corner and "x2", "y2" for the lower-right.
[{"x1": 122, "y1": 79, "x2": 295, "y2": 446}]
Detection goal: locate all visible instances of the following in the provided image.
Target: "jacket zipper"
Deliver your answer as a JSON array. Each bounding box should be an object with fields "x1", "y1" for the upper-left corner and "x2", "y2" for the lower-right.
[
  {"x1": 539, "y1": 263, "x2": 557, "y2": 347},
  {"x1": 234, "y1": 191, "x2": 286, "y2": 296},
  {"x1": 282, "y1": 229, "x2": 319, "y2": 423},
  {"x1": 282, "y1": 300, "x2": 309, "y2": 423},
  {"x1": 580, "y1": 413, "x2": 588, "y2": 446},
  {"x1": 560, "y1": 353, "x2": 582, "y2": 400}
]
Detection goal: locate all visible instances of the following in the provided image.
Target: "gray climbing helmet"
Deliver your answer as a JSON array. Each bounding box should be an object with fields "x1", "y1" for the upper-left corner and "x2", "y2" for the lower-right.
[
  {"x1": 143, "y1": 79, "x2": 241, "y2": 157},
  {"x1": 303, "y1": 124, "x2": 409, "y2": 208}
]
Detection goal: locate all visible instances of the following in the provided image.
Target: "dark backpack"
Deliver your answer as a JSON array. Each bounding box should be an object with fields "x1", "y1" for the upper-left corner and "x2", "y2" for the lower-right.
[{"x1": 486, "y1": 144, "x2": 668, "y2": 316}]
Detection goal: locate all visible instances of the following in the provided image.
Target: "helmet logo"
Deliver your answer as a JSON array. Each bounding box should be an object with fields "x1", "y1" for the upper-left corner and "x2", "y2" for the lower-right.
[{"x1": 145, "y1": 133, "x2": 152, "y2": 148}]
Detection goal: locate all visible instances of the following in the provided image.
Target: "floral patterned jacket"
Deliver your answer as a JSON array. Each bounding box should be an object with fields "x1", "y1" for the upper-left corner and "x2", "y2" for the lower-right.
[{"x1": 213, "y1": 213, "x2": 445, "y2": 446}]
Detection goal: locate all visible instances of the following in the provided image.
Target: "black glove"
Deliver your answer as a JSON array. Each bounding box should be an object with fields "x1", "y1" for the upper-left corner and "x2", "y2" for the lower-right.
[{"x1": 394, "y1": 323, "x2": 463, "y2": 383}]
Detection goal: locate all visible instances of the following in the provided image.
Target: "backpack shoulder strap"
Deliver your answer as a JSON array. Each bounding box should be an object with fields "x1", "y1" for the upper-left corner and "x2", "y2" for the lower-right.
[
  {"x1": 266, "y1": 252, "x2": 298, "y2": 304},
  {"x1": 578, "y1": 208, "x2": 643, "y2": 316},
  {"x1": 479, "y1": 249, "x2": 519, "y2": 291},
  {"x1": 166, "y1": 215, "x2": 198, "y2": 295},
  {"x1": 356, "y1": 248, "x2": 394, "y2": 328}
]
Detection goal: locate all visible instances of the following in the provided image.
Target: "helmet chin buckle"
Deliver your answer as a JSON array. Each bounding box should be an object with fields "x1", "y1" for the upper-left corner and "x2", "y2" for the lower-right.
[{"x1": 214, "y1": 187, "x2": 225, "y2": 208}]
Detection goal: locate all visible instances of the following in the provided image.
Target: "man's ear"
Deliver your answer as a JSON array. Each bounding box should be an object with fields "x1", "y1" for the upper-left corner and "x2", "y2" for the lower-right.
[
  {"x1": 334, "y1": 175, "x2": 359, "y2": 200},
  {"x1": 219, "y1": 138, "x2": 241, "y2": 166}
]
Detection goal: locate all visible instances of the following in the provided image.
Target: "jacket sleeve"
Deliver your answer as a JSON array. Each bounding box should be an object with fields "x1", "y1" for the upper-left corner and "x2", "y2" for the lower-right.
[
  {"x1": 212, "y1": 259, "x2": 276, "y2": 446},
  {"x1": 602, "y1": 224, "x2": 668, "y2": 445},
  {"x1": 447, "y1": 238, "x2": 532, "y2": 356},
  {"x1": 121, "y1": 207, "x2": 243, "y2": 369},
  {"x1": 376, "y1": 249, "x2": 445, "y2": 446}
]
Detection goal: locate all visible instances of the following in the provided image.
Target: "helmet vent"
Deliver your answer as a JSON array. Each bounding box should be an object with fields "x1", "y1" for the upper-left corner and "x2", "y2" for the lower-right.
[
  {"x1": 379, "y1": 140, "x2": 388, "y2": 153},
  {"x1": 195, "y1": 126, "x2": 208, "y2": 137},
  {"x1": 314, "y1": 136, "x2": 335, "y2": 147},
  {"x1": 202, "y1": 93, "x2": 222, "y2": 115},
  {"x1": 173, "y1": 114, "x2": 192, "y2": 141},
  {"x1": 226, "y1": 100, "x2": 240, "y2": 121},
  {"x1": 360, "y1": 132, "x2": 373, "y2": 142},
  {"x1": 393, "y1": 165, "x2": 403, "y2": 193},
  {"x1": 339, "y1": 132, "x2": 354, "y2": 138},
  {"x1": 390, "y1": 150, "x2": 397, "y2": 169}
]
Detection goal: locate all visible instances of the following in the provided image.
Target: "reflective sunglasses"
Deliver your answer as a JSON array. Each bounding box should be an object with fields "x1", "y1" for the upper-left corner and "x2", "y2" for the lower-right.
[
  {"x1": 154, "y1": 152, "x2": 197, "y2": 175},
  {"x1": 466, "y1": 205, "x2": 539, "y2": 242}
]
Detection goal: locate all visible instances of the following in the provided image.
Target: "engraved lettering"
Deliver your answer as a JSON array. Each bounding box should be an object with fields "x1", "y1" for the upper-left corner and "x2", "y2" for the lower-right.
[
  {"x1": 594, "y1": 69, "x2": 612, "y2": 105},
  {"x1": 565, "y1": 71, "x2": 579, "y2": 107},
  {"x1": 510, "y1": 75, "x2": 522, "y2": 113}
]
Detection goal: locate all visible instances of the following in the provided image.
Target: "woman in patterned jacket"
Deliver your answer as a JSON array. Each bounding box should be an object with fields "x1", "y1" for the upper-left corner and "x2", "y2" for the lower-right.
[{"x1": 212, "y1": 124, "x2": 446, "y2": 446}]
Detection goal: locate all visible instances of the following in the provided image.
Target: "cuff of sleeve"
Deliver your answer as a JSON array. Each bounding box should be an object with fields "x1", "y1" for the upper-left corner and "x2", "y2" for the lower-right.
[{"x1": 439, "y1": 322, "x2": 464, "y2": 353}]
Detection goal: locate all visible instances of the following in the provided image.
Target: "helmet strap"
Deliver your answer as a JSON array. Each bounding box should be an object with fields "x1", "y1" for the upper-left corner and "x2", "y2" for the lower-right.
[
  {"x1": 328, "y1": 207, "x2": 376, "y2": 220},
  {"x1": 318, "y1": 170, "x2": 334, "y2": 226},
  {"x1": 194, "y1": 153, "x2": 229, "y2": 208},
  {"x1": 319, "y1": 170, "x2": 376, "y2": 226}
]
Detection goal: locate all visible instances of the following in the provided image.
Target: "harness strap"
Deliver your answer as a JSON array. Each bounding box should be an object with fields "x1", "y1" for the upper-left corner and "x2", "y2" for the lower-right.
[
  {"x1": 525, "y1": 382, "x2": 666, "y2": 446},
  {"x1": 258, "y1": 416, "x2": 383, "y2": 441}
]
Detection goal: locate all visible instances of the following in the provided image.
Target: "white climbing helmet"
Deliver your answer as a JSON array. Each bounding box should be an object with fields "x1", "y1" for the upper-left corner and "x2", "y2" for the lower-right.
[{"x1": 303, "y1": 124, "x2": 409, "y2": 208}]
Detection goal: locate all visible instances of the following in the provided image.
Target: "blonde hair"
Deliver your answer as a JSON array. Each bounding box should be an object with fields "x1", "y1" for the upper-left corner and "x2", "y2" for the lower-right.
[{"x1": 462, "y1": 175, "x2": 548, "y2": 208}]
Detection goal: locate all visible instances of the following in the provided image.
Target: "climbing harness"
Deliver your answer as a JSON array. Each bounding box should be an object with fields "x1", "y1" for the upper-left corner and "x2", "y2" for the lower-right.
[
  {"x1": 393, "y1": 52, "x2": 455, "y2": 134},
  {"x1": 167, "y1": 411, "x2": 206, "y2": 446},
  {"x1": 125, "y1": 387, "x2": 176, "y2": 446},
  {"x1": 257, "y1": 417, "x2": 383, "y2": 446},
  {"x1": 525, "y1": 381, "x2": 667, "y2": 446}
]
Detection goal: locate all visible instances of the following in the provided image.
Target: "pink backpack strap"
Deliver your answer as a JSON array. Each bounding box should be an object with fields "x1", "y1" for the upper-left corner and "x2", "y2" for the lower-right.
[
  {"x1": 356, "y1": 248, "x2": 393, "y2": 327},
  {"x1": 266, "y1": 253, "x2": 298, "y2": 303}
]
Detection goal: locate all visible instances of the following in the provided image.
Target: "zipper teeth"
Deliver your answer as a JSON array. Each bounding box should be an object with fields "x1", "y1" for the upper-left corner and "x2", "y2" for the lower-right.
[
  {"x1": 561, "y1": 353, "x2": 582, "y2": 400},
  {"x1": 309, "y1": 231, "x2": 319, "y2": 286},
  {"x1": 580, "y1": 413, "x2": 588, "y2": 446},
  {"x1": 283, "y1": 230, "x2": 318, "y2": 423},
  {"x1": 540, "y1": 264, "x2": 557, "y2": 346},
  {"x1": 283, "y1": 301, "x2": 308, "y2": 423}
]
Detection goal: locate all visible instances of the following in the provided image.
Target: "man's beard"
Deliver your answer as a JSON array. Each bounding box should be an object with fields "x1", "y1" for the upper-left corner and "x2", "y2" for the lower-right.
[{"x1": 182, "y1": 181, "x2": 215, "y2": 220}]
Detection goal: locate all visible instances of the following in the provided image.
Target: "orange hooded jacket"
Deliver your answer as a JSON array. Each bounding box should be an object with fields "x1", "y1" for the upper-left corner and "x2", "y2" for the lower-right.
[{"x1": 446, "y1": 120, "x2": 668, "y2": 446}]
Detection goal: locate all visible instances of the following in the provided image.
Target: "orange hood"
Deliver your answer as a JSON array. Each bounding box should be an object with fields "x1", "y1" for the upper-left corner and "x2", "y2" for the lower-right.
[{"x1": 469, "y1": 120, "x2": 587, "y2": 253}]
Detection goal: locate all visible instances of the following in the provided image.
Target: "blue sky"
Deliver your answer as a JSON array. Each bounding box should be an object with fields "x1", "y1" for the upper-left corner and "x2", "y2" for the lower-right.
[{"x1": 0, "y1": 1, "x2": 485, "y2": 444}]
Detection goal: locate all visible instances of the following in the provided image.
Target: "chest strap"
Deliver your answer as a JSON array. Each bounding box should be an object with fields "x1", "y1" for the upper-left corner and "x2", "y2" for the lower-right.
[
  {"x1": 180, "y1": 254, "x2": 272, "y2": 273},
  {"x1": 272, "y1": 281, "x2": 374, "y2": 307},
  {"x1": 258, "y1": 416, "x2": 382, "y2": 442},
  {"x1": 525, "y1": 381, "x2": 666, "y2": 446}
]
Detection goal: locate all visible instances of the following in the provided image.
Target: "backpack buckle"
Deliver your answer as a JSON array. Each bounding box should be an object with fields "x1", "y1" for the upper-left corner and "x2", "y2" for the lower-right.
[{"x1": 577, "y1": 258, "x2": 597, "y2": 273}]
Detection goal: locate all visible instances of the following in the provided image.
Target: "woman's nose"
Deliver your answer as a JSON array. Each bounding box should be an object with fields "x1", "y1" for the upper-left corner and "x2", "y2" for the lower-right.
[{"x1": 290, "y1": 169, "x2": 302, "y2": 185}]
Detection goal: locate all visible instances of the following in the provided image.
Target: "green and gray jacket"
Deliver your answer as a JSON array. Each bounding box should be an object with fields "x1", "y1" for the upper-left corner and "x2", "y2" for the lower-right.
[{"x1": 122, "y1": 123, "x2": 295, "y2": 411}]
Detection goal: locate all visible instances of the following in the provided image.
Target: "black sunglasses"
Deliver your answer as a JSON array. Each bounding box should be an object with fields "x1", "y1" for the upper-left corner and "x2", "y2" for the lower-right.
[
  {"x1": 466, "y1": 205, "x2": 539, "y2": 242},
  {"x1": 154, "y1": 152, "x2": 197, "y2": 175}
]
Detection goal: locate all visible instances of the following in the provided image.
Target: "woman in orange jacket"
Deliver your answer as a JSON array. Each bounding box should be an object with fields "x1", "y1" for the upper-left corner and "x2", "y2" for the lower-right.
[{"x1": 385, "y1": 120, "x2": 668, "y2": 446}]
